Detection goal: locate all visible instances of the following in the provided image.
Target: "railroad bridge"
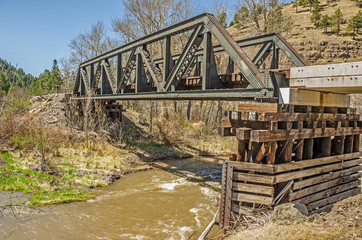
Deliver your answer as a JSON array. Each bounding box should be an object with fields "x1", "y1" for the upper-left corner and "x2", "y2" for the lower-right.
[{"x1": 72, "y1": 13, "x2": 362, "y2": 229}]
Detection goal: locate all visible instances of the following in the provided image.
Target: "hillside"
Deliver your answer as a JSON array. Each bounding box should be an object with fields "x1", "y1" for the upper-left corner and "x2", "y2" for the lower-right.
[
  {"x1": 0, "y1": 58, "x2": 34, "y2": 93},
  {"x1": 228, "y1": 0, "x2": 361, "y2": 66}
]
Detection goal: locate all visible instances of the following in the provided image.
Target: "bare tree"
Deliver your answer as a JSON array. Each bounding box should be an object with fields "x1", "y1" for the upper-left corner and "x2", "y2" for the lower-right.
[
  {"x1": 69, "y1": 21, "x2": 119, "y2": 66},
  {"x1": 239, "y1": 0, "x2": 286, "y2": 34},
  {"x1": 207, "y1": 0, "x2": 230, "y2": 25},
  {"x1": 112, "y1": 0, "x2": 194, "y2": 44},
  {"x1": 59, "y1": 57, "x2": 75, "y2": 93}
]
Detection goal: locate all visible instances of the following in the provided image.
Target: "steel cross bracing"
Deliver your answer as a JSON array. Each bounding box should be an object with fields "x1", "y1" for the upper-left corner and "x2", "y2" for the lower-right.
[{"x1": 73, "y1": 13, "x2": 308, "y2": 101}]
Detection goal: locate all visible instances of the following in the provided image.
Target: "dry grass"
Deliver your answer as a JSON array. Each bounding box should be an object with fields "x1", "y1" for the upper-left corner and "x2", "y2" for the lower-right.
[
  {"x1": 228, "y1": 0, "x2": 362, "y2": 67},
  {"x1": 228, "y1": 194, "x2": 362, "y2": 240}
]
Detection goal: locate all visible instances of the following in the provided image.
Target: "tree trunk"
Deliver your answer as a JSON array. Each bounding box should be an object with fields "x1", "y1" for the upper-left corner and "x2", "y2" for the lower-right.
[{"x1": 186, "y1": 100, "x2": 192, "y2": 120}]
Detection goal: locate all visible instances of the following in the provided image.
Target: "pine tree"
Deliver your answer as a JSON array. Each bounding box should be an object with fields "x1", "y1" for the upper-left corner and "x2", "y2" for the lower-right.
[
  {"x1": 218, "y1": 11, "x2": 227, "y2": 27},
  {"x1": 320, "y1": 15, "x2": 331, "y2": 33},
  {"x1": 308, "y1": 0, "x2": 319, "y2": 11},
  {"x1": 51, "y1": 59, "x2": 59, "y2": 72},
  {"x1": 0, "y1": 71, "x2": 10, "y2": 93},
  {"x1": 310, "y1": 2, "x2": 321, "y2": 27},
  {"x1": 233, "y1": 6, "x2": 249, "y2": 29},
  {"x1": 331, "y1": 8, "x2": 343, "y2": 35},
  {"x1": 348, "y1": 11, "x2": 362, "y2": 39},
  {"x1": 299, "y1": 0, "x2": 308, "y2": 7}
]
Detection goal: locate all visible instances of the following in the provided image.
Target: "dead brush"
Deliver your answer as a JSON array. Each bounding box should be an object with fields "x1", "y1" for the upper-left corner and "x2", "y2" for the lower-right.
[{"x1": 153, "y1": 111, "x2": 184, "y2": 145}]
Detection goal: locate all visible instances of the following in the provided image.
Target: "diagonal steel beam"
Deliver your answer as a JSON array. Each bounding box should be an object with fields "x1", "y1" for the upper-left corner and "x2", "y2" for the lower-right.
[
  {"x1": 253, "y1": 42, "x2": 273, "y2": 68},
  {"x1": 117, "y1": 48, "x2": 137, "y2": 93},
  {"x1": 73, "y1": 67, "x2": 81, "y2": 94},
  {"x1": 164, "y1": 24, "x2": 204, "y2": 91},
  {"x1": 80, "y1": 67, "x2": 90, "y2": 94},
  {"x1": 91, "y1": 62, "x2": 102, "y2": 90},
  {"x1": 273, "y1": 34, "x2": 309, "y2": 67},
  {"x1": 204, "y1": 14, "x2": 266, "y2": 89},
  {"x1": 102, "y1": 58, "x2": 118, "y2": 94},
  {"x1": 139, "y1": 48, "x2": 164, "y2": 91}
]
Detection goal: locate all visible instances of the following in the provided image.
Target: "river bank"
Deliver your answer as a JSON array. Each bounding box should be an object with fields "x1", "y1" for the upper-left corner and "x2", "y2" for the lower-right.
[{"x1": 1, "y1": 157, "x2": 222, "y2": 240}]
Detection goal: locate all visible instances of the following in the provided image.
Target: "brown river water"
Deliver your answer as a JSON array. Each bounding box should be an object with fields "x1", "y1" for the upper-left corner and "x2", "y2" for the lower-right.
[{"x1": 0, "y1": 157, "x2": 223, "y2": 239}]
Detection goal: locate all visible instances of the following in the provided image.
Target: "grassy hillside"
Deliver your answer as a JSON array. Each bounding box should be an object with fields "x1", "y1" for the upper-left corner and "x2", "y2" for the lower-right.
[{"x1": 228, "y1": 0, "x2": 362, "y2": 65}]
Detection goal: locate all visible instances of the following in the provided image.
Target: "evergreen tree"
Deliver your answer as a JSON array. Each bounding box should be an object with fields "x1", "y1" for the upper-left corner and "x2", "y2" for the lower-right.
[
  {"x1": 218, "y1": 11, "x2": 228, "y2": 27},
  {"x1": 0, "y1": 58, "x2": 34, "y2": 89},
  {"x1": 320, "y1": 15, "x2": 331, "y2": 33},
  {"x1": 30, "y1": 59, "x2": 63, "y2": 95},
  {"x1": 51, "y1": 59, "x2": 59, "y2": 72},
  {"x1": 0, "y1": 71, "x2": 10, "y2": 93},
  {"x1": 308, "y1": 0, "x2": 319, "y2": 11},
  {"x1": 332, "y1": 8, "x2": 344, "y2": 35},
  {"x1": 311, "y1": 2, "x2": 322, "y2": 27},
  {"x1": 348, "y1": 11, "x2": 362, "y2": 39},
  {"x1": 299, "y1": 0, "x2": 308, "y2": 7},
  {"x1": 233, "y1": 6, "x2": 249, "y2": 28}
]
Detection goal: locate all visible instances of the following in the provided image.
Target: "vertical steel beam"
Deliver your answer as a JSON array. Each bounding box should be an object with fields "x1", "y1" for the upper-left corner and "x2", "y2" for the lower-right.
[
  {"x1": 90, "y1": 64, "x2": 94, "y2": 91},
  {"x1": 135, "y1": 50, "x2": 142, "y2": 93},
  {"x1": 73, "y1": 67, "x2": 81, "y2": 95},
  {"x1": 117, "y1": 53, "x2": 122, "y2": 89},
  {"x1": 270, "y1": 43, "x2": 280, "y2": 97},
  {"x1": 271, "y1": 44, "x2": 279, "y2": 69},
  {"x1": 195, "y1": 55, "x2": 201, "y2": 76},
  {"x1": 202, "y1": 31, "x2": 212, "y2": 90},
  {"x1": 227, "y1": 57, "x2": 234, "y2": 74},
  {"x1": 80, "y1": 72, "x2": 85, "y2": 96},
  {"x1": 163, "y1": 36, "x2": 171, "y2": 83}
]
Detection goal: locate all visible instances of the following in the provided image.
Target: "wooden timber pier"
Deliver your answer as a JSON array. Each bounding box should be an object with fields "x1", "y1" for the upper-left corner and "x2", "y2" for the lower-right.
[{"x1": 219, "y1": 103, "x2": 362, "y2": 228}]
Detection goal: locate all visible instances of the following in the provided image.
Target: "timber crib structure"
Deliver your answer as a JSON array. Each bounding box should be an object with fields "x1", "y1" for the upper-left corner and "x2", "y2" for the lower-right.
[{"x1": 219, "y1": 103, "x2": 362, "y2": 228}]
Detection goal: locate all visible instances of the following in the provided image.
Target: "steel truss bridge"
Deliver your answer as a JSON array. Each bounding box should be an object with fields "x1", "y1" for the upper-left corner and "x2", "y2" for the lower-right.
[{"x1": 73, "y1": 13, "x2": 308, "y2": 101}]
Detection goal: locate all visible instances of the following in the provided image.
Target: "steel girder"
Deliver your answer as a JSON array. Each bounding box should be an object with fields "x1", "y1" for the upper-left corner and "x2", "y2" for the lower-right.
[{"x1": 73, "y1": 13, "x2": 308, "y2": 101}]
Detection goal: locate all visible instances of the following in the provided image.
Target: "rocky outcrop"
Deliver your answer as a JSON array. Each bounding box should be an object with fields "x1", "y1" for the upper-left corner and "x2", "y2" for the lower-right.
[
  {"x1": 273, "y1": 203, "x2": 308, "y2": 222},
  {"x1": 294, "y1": 40, "x2": 362, "y2": 62}
]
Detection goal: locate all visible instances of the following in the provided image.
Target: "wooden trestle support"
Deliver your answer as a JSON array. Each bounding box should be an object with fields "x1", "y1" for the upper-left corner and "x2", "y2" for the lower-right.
[{"x1": 219, "y1": 103, "x2": 362, "y2": 228}]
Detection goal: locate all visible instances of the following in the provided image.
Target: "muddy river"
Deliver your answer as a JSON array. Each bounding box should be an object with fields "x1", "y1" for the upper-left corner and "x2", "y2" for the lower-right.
[{"x1": 0, "y1": 157, "x2": 223, "y2": 239}]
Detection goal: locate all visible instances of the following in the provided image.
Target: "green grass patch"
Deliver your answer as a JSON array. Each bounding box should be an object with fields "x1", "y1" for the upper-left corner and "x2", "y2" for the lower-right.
[
  {"x1": 30, "y1": 189, "x2": 93, "y2": 206},
  {"x1": 0, "y1": 153, "x2": 95, "y2": 206}
]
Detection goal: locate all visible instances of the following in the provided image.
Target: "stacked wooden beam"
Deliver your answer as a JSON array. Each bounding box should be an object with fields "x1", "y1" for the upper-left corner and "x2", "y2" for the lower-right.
[
  {"x1": 219, "y1": 153, "x2": 362, "y2": 228},
  {"x1": 219, "y1": 103, "x2": 362, "y2": 229},
  {"x1": 104, "y1": 101, "x2": 124, "y2": 121},
  {"x1": 220, "y1": 103, "x2": 361, "y2": 164}
]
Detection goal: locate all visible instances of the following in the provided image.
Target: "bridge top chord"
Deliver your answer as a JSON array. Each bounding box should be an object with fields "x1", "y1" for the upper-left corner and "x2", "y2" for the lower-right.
[{"x1": 73, "y1": 13, "x2": 308, "y2": 101}]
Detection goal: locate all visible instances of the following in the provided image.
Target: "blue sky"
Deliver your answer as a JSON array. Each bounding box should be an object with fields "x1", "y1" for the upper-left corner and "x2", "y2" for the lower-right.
[
  {"x1": 0, "y1": 0, "x2": 223, "y2": 77},
  {"x1": 0, "y1": 0, "x2": 126, "y2": 76}
]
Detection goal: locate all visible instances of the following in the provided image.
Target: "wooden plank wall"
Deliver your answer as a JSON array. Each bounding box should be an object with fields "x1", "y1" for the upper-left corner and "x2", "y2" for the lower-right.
[
  {"x1": 219, "y1": 153, "x2": 362, "y2": 228},
  {"x1": 219, "y1": 103, "x2": 362, "y2": 229}
]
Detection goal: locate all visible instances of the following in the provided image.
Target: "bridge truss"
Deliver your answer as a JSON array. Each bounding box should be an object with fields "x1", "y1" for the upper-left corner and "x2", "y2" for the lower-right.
[{"x1": 73, "y1": 13, "x2": 308, "y2": 101}]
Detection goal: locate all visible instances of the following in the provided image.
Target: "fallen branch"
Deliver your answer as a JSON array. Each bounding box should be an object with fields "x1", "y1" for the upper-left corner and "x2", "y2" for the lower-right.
[
  {"x1": 273, "y1": 180, "x2": 294, "y2": 206},
  {"x1": 198, "y1": 208, "x2": 219, "y2": 240}
]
